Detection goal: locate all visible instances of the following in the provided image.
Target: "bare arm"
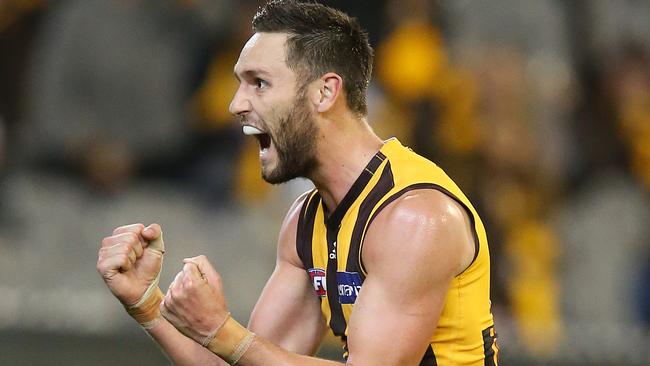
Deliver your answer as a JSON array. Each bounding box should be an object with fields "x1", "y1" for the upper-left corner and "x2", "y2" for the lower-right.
[
  {"x1": 247, "y1": 194, "x2": 328, "y2": 354},
  {"x1": 345, "y1": 190, "x2": 475, "y2": 364},
  {"x1": 147, "y1": 319, "x2": 228, "y2": 366}
]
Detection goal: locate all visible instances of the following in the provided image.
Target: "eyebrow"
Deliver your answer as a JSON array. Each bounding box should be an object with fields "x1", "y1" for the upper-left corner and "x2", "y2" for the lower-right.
[{"x1": 234, "y1": 68, "x2": 272, "y2": 81}]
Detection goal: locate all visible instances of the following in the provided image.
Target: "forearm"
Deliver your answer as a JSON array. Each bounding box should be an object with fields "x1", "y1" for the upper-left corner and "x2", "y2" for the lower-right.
[
  {"x1": 197, "y1": 315, "x2": 341, "y2": 366},
  {"x1": 147, "y1": 318, "x2": 228, "y2": 366},
  {"x1": 148, "y1": 316, "x2": 340, "y2": 366},
  {"x1": 237, "y1": 336, "x2": 345, "y2": 366}
]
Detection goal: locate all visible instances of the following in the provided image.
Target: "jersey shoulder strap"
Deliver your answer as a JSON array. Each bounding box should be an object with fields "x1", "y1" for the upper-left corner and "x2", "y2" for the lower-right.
[{"x1": 296, "y1": 189, "x2": 321, "y2": 270}]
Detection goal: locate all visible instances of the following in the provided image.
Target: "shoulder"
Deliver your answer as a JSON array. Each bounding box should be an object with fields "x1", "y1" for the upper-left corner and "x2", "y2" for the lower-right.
[
  {"x1": 380, "y1": 188, "x2": 464, "y2": 217},
  {"x1": 363, "y1": 189, "x2": 475, "y2": 277},
  {"x1": 279, "y1": 190, "x2": 314, "y2": 236},
  {"x1": 276, "y1": 190, "x2": 315, "y2": 267}
]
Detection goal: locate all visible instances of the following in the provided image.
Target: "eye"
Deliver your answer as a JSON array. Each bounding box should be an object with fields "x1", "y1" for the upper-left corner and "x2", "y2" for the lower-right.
[{"x1": 254, "y1": 78, "x2": 268, "y2": 90}]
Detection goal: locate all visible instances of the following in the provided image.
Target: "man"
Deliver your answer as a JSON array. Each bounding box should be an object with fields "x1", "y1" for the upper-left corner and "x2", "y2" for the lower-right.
[{"x1": 96, "y1": 1, "x2": 498, "y2": 365}]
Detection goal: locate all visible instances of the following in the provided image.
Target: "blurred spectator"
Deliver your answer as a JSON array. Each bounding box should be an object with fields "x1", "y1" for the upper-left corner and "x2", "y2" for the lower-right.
[
  {"x1": 606, "y1": 43, "x2": 650, "y2": 189},
  {"x1": 470, "y1": 46, "x2": 564, "y2": 356},
  {"x1": 0, "y1": 0, "x2": 49, "y2": 229},
  {"x1": 0, "y1": 0, "x2": 47, "y2": 153},
  {"x1": 0, "y1": 116, "x2": 5, "y2": 168},
  {"x1": 555, "y1": 171, "x2": 649, "y2": 357},
  {"x1": 183, "y1": 1, "x2": 259, "y2": 207},
  {"x1": 555, "y1": 39, "x2": 650, "y2": 361},
  {"x1": 605, "y1": 45, "x2": 650, "y2": 327},
  {"x1": 443, "y1": 0, "x2": 577, "y2": 356},
  {"x1": 320, "y1": 0, "x2": 387, "y2": 46},
  {"x1": 18, "y1": 0, "x2": 232, "y2": 193},
  {"x1": 374, "y1": 0, "x2": 483, "y2": 177},
  {"x1": 0, "y1": 0, "x2": 46, "y2": 32},
  {"x1": 0, "y1": 116, "x2": 5, "y2": 199},
  {"x1": 588, "y1": 0, "x2": 650, "y2": 53},
  {"x1": 187, "y1": 0, "x2": 316, "y2": 208},
  {"x1": 0, "y1": 115, "x2": 5, "y2": 233},
  {"x1": 640, "y1": 259, "x2": 650, "y2": 327}
]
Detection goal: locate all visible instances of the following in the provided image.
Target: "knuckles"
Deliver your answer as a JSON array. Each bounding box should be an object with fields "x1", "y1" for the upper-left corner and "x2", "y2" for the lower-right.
[
  {"x1": 184, "y1": 279, "x2": 194, "y2": 289},
  {"x1": 123, "y1": 232, "x2": 139, "y2": 244},
  {"x1": 165, "y1": 272, "x2": 201, "y2": 307},
  {"x1": 181, "y1": 272, "x2": 196, "y2": 288},
  {"x1": 100, "y1": 232, "x2": 138, "y2": 251},
  {"x1": 112, "y1": 223, "x2": 144, "y2": 236},
  {"x1": 98, "y1": 246, "x2": 108, "y2": 257},
  {"x1": 96, "y1": 258, "x2": 106, "y2": 273},
  {"x1": 121, "y1": 241, "x2": 134, "y2": 254},
  {"x1": 167, "y1": 285, "x2": 186, "y2": 307},
  {"x1": 196, "y1": 255, "x2": 211, "y2": 269},
  {"x1": 188, "y1": 255, "x2": 209, "y2": 267},
  {"x1": 96, "y1": 248, "x2": 111, "y2": 272},
  {"x1": 164, "y1": 293, "x2": 175, "y2": 309},
  {"x1": 168, "y1": 287, "x2": 178, "y2": 301},
  {"x1": 101, "y1": 237, "x2": 112, "y2": 247},
  {"x1": 117, "y1": 254, "x2": 130, "y2": 266}
]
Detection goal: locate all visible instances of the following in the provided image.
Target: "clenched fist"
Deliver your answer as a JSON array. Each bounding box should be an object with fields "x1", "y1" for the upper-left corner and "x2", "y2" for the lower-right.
[
  {"x1": 97, "y1": 223, "x2": 164, "y2": 306},
  {"x1": 161, "y1": 255, "x2": 229, "y2": 343}
]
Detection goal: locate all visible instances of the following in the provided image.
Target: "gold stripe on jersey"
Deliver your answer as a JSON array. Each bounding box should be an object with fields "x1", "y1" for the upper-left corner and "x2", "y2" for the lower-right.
[{"x1": 297, "y1": 138, "x2": 497, "y2": 365}]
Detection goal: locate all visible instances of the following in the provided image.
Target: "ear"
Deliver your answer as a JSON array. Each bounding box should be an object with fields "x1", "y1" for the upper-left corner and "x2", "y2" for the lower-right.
[{"x1": 315, "y1": 73, "x2": 343, "y2": 113}]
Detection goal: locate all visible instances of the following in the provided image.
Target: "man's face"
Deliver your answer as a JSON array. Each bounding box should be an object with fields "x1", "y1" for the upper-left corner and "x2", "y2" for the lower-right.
[{"x1": 230, "y1": 32, "x2": 319, "y2": 184}]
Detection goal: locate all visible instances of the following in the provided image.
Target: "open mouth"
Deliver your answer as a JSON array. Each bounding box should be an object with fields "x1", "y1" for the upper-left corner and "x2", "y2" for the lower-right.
[{"x1": 243, "y1": 125, "x2": 271, "y2": 151}]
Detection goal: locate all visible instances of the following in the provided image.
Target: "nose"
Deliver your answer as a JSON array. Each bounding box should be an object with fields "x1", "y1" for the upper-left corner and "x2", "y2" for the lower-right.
[{"x1": 229, "y1": 84, "x2": 252, "y2": 117}]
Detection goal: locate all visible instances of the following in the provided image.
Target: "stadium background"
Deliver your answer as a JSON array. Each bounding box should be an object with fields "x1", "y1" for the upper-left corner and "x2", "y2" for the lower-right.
[{"x1": 0, "y1": 0, "x2": 649, "y2": 364}]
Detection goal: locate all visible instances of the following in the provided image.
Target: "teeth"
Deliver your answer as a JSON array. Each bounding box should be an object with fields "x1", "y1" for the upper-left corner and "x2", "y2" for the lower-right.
[{"x1": 243, "y1": 125, "x2": 264, "y2": 135}]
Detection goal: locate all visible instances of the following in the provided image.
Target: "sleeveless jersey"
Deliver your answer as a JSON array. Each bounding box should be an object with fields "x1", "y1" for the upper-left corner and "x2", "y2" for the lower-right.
[{"x1": 296, "y1": 138, "x2": 498, "y2": 365}]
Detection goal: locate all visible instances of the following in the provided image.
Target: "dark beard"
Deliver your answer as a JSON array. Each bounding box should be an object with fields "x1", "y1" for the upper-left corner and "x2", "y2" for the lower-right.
[{"x1": 262, "y1": 92, "x2": 319, "y2": 184}]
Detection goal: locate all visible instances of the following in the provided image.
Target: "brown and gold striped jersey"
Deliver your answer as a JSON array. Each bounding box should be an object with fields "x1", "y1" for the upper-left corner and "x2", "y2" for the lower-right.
[{"x1": 296, "y1": 138, "x2": 498, "y2": 365}]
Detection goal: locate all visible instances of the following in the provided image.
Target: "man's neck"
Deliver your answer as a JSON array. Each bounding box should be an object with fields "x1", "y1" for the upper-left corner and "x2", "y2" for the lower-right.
[{"x1": 308, "y1": 117, "x2": 384, "y2": 214}]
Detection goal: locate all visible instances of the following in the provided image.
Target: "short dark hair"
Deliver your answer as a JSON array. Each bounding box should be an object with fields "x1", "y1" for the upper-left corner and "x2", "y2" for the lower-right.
[{"x1": 252, "y1": 0, "x2": 374, "y2": 116}]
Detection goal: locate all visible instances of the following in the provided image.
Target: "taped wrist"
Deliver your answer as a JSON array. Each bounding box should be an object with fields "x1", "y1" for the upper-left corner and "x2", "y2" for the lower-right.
[
  {"x1": 124, "y1": 234, "x2": 165, "y2": 330},
  {"x1": 205, "y1": 314, "x2": 255, "y2": 365},
  {"x1": 124, "y1": 287, "x2": 163, "y2": 329}
]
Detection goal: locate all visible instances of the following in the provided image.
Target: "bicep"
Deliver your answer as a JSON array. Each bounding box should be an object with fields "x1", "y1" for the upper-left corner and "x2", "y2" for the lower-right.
[
  {"x1": 346, "y1": 246, "x2": 452, "y2": 366},
  {"x1": 345, "y1": 271, "x2": 449, "y2": 365},
  {"x1": 346, "y1": 190, "x2": 472, "y2": 365}
]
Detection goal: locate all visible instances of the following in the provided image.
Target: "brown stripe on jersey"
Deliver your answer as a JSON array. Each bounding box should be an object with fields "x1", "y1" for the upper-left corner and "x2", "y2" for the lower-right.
[
  {"x1": 346, "y1": 162, "x2": 395, "y2": 279},
  {"x1": 296, "y1": 190, "x2": 320, "y2": 270},
  {"x1": 326, "y1": 223, "x2": 346, "y2": 336},
  {"x1": 359, "y1": 183, "x2": 481, "y2": 275},
  {"x1": 420, "y1": 345, "x2": 438, "y2": 366},
  {"x1": 482, "y1": 325, "x2": 498, "y2": 366},
  {"x1": 325, "y1": 151, "x2": 386, "y2": 230},
  {"x1": 324, "y1": 151, "x2": 387, "y2": 338}
]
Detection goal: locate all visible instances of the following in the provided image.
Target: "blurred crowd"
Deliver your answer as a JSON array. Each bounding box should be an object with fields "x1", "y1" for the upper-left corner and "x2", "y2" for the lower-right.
[{"x1": 1, "y1": 0, "x2": 649, "y2": 364}]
